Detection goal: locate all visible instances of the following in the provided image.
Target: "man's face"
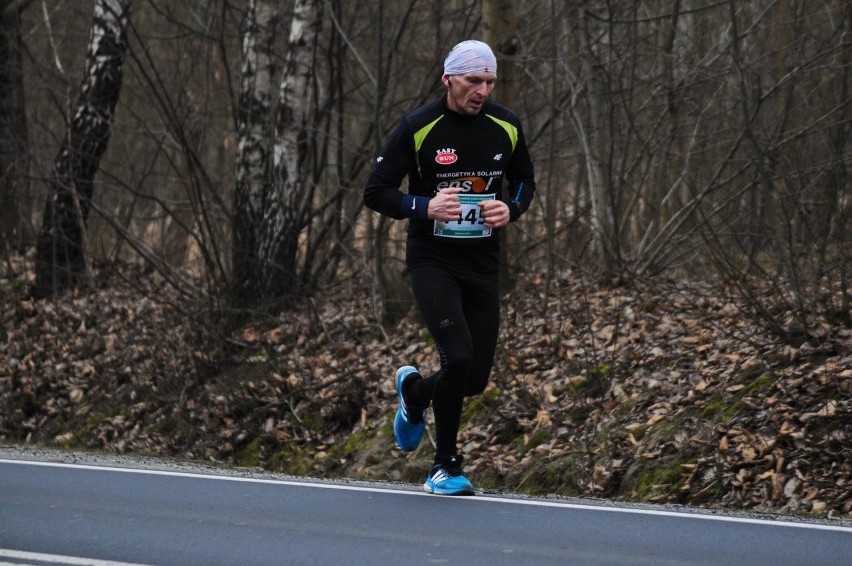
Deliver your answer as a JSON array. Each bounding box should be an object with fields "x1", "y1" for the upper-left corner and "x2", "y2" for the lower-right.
[{"x1": 443, "y1": 72, "x2": 497, "y2": 116}]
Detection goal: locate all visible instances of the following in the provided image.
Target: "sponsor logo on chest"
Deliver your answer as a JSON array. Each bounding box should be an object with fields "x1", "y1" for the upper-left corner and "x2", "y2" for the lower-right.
[
  {"x1": 436, "y1": 176, "x2": 488, "y2": 193},
  {"x1": 435, "y1": 148, "x2": 458, "y2": 165}
]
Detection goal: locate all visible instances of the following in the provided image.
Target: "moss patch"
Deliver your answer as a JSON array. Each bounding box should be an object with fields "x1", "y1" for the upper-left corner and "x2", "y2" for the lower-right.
[
  {"x1": 460, "y1": 386, "x2": 502, "y2": 427},
  {"x1": 514, "y1": 451, "x2": 585, "y2": 497},
  {"x1": 237, "y1": 436, "x2": 263, "y2": 468},
  {"x1": 743, "y1": 373, "x2": 775, "y2": 394},
  {"x1": 701, "y1": 395, "x2": 745, "y2": 423},
  {"x1": 624, "y1": 456, "x2": 694, "y2": 501}
]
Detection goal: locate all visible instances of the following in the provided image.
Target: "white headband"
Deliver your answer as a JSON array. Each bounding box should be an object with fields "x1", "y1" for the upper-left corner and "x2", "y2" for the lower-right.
[{"x1": 443, "y1": 40, "x2": 497, "y2": 76}]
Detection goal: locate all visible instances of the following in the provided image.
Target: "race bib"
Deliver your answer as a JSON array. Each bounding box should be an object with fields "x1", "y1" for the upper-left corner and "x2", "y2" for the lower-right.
[{"x1": 433, "y1": 193, "x2": 495, "y2": 238}]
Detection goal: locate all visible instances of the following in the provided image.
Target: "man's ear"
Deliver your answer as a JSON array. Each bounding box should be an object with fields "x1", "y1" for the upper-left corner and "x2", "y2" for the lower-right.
[{"x1": 441, "y1": 74, "x2": 450, "y2": 87}]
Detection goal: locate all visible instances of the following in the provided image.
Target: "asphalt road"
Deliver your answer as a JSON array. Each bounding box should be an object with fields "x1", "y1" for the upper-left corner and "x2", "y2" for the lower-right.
[{"x1": 1, "y1": 456, "x2": 850, "y2": 565}]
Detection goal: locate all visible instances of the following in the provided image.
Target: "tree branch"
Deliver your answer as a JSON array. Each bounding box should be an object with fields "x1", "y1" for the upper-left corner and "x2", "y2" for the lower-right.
[{"x1": 2, "y1": 0, "x2": 36, "y2": 20}]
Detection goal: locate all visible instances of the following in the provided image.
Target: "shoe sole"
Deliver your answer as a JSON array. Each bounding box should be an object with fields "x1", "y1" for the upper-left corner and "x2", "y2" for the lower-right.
[
  {"x1": 423, "y1": 480, "x2": 475, "y2": 496},
  {"x1": 394, "y1": 366, "x2": 425, "y2": 452}
]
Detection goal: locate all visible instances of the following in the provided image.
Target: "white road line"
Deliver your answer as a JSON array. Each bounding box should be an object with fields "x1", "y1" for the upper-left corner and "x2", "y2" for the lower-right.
[
  {"x1": 0, "y1": 549, "x2": 152, "y2": 566},
  {"x1": 3, "y1": 458, "x2": 851, "y2": 533}
]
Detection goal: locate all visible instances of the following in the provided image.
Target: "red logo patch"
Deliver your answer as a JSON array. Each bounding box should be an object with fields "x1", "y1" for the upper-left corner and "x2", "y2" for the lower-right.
[{"x1": 435, "y1": 148, "x2": 458, "y2": 165}]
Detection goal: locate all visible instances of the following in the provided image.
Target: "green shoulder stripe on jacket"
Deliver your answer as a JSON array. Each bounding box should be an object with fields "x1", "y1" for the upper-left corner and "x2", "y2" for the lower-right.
[
  {"x1": 485, "y1": 114, "x2": 518, "y2": 150},
  {"x1": 413, "y1": 115, "x2": 445, "y2": 174}
]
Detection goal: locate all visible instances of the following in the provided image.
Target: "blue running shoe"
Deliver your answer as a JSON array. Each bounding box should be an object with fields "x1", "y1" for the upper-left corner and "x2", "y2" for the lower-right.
[
  {"x1": 394, "y1": 366, "x2": 426, "y2": 452},
  {"x1": 423, "y1": 455, "x2": 474, "y2": 495}
]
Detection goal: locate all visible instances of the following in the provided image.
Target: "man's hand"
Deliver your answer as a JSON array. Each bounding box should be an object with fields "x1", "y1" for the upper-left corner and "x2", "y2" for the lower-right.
[
  {"x1": 428, "y1": 187, "x2": 463, "y2": 221},
  {"x1": 479, "y1": 199, "x2": 510, "y2": 228}
]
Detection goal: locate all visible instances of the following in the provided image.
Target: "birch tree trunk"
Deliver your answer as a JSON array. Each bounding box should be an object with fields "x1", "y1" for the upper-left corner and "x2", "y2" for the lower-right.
[
  {"x1": 265, "y1": 0, "x2": 321, "y2": 299},
  {"x1": 33, "y1": 0, "x2": 131, "y2": 297},
  {"x1": 232, "y1": 0, "x2": 278, "y2": 310},
  {"x1": 230, "y1": 0, "x2": 322, "y2": 311}
]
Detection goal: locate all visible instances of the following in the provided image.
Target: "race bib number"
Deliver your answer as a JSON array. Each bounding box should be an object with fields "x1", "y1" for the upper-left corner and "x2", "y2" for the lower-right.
[{"x1": 433, "y1": 193, "x2": 495, "y2": 238}]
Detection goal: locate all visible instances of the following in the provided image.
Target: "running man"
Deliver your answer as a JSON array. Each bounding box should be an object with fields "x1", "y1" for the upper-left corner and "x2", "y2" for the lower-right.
[{"x1": 363, "y1": 40, "x2": 536, "y2": 495}]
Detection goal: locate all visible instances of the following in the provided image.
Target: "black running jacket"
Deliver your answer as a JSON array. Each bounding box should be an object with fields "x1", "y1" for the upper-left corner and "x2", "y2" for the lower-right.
[{"x1": 364, "y1": 95, "x2": 536, "y2": 259}]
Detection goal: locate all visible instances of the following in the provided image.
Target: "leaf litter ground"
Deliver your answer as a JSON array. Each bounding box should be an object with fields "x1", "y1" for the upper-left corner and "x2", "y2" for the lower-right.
[{"x1": 1, "y1": 252, "x2": 849, "y2": 518}]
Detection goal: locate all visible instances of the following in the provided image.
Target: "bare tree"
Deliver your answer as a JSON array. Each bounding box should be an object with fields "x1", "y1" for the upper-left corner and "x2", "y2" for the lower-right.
[
  {"x1": 232, "y1": 0, "x2": 279, "y2": 311},
  {"x1": 229, "y1": 0, "x2": 323, "y2": 310},
  {"x1": 32, "y1": 0, "x2": 131, "y2": 297},
  {"x1": 695, "y1": 0, "x2": 851, "y2": 343},
  {"x1": 264, "y1": 0, "x2": 322, "y2": 300},
  {"x1": 0, "y1": 0, "x2": 31, "y2": 261},
  {"x1": 569, "y1": 4, "x2": 622, "y2": 277}
]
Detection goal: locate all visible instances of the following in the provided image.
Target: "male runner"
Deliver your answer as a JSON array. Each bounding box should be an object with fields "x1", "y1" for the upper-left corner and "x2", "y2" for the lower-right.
[{"x1": 363, "y1": 40, "x2": 536, "y2": 495}]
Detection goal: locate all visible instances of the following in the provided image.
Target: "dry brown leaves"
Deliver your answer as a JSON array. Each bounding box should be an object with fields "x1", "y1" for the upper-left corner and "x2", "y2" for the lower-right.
[{"x1": 1, "y1": 254, "x2": 849, "y2": 517}]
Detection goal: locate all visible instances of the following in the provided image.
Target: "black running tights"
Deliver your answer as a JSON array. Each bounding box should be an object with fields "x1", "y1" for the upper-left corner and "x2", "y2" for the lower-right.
[{"x1": 406, "y1": 264, "x2": 500, "y2": 461}]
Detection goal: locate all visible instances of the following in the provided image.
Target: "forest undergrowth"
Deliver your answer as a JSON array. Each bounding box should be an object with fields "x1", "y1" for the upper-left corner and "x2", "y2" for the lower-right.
[{"x1": 2, "y1": 251, "x2": 849, "y2": 518}]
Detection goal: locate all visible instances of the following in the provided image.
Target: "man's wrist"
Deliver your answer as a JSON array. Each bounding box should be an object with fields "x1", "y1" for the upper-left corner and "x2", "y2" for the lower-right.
[{"x1": 401, "y1": 195, "x2": 431, "y2": 220}]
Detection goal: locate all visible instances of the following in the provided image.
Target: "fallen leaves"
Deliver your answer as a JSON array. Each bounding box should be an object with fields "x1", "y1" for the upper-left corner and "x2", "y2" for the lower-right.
[{"x1": 1, "y1": 253, "x2": 849, "y2": 518}]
